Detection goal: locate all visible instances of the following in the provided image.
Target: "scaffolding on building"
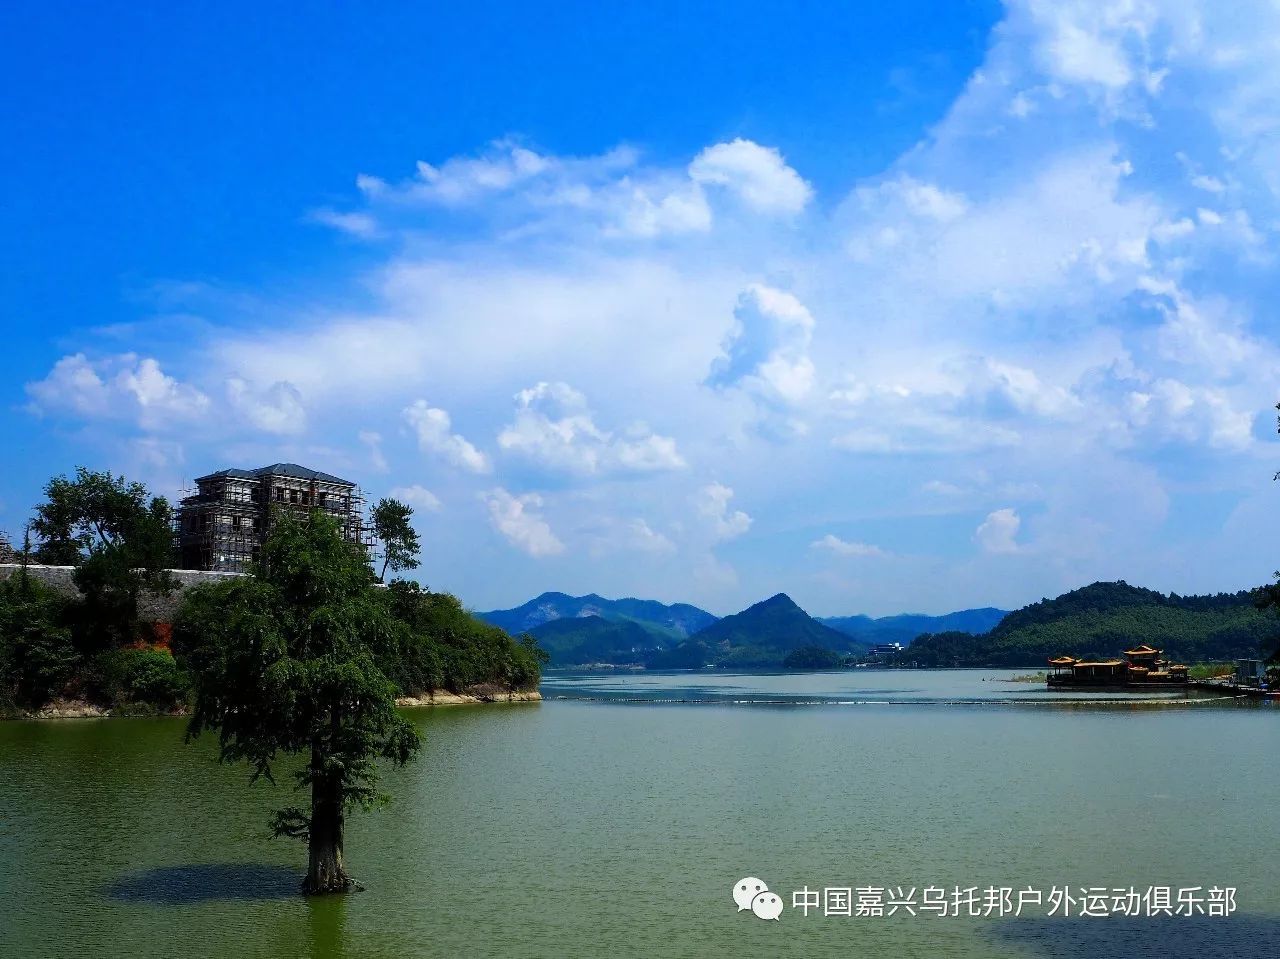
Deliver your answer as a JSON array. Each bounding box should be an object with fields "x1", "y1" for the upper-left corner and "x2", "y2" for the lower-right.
[{"x1": 175, "y1": 463, "x2": 375, "y2": 573}]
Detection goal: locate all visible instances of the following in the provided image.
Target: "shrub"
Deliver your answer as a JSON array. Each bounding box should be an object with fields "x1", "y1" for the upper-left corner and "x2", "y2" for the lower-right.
[{"x1": 99, "y1": 648, "x2": 186, "y2": 710}]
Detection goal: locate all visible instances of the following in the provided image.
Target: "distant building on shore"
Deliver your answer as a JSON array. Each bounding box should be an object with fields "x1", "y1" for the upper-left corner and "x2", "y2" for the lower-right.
[
  {"x1": 176, "y1": 463, "x2": 371, "y2": 573},
  {"x1": 870, "y1": 642, "x2": 905, "y2": 657},
  {"x1": 1047, "y1": 644, "x2": 1188, "y2": 688}
]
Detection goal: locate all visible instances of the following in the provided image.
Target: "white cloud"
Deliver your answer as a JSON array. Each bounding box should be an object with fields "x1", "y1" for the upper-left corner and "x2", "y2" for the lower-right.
[
  {"x1": 402, "y1": 400, "x2": 491, "y2": 473},
  {"x1": 388, "y1": 484, "x2": 442, "y2": 512},
  {"x1": 622, "y1": 518, "x2": 676, "y2": 554},
  {"x1": 26, "y1": 353, "x2": 210, "y2": 430},
  {"x1": 697, "y1": 482, "x2": 752, "y2": 540},
  {"x1": 845, "y1": 147, "x2": 1160, "y2": 304},
  {"x1": 975, "y1": 508, "x2": 1022, "y2": 554},
  {"x1": 689, "y1": 138, "x2": 813, "y2": 214},
  {"x1": 359, "y1": 430, "x2": 389, "y2": 472},
  {"x1": 706, "y1": 284, "x2": 816, "y2": 437},
  {"x1": 585, "y1": 517, "x2": 677, "y2": 556},
  {"x1": 497, "y1": 381, "x2": 685, "y2": 475},
  {"x1": 615, "y1": 183, "x2": 712, "y2": 238},
  {"x1": 407, "y1": 139, "x2": 553, "y2": 205},
  {"x1": 810, "y1": 534, "x2": 885, "y2": 557},
  {"x1": 482, "y1": 487, "x2": 564, "y2": 557},
  {"x1": 1190, "y1": 174, "x2": 1225, "y2": 194},
  {"x1": 1125, "y1": 379, "x2": 1253, "y2": 450},
  {"x1": 22, "y1": 0, "x2": 1280, "y2": 616},
  {"x1": 308, "y1": 208, "x2": 380, "y2": 238},
  {"x1": 226, "y1": 377, "x2": 306, "y2": 435}
]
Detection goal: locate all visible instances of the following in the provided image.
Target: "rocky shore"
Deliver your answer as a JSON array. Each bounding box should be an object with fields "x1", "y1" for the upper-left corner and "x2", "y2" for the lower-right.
[
  {"x1": 12, "y1": 688, "x2": 541, "y2": 719},
  {"x1": 395, "y1": 688, "x2": 542, "y2": 707}
]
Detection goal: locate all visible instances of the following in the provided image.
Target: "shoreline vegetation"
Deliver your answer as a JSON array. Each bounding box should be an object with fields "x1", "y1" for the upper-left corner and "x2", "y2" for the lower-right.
[{"x1": 1, "y1": 469, "x2": 546, "y2": 724}]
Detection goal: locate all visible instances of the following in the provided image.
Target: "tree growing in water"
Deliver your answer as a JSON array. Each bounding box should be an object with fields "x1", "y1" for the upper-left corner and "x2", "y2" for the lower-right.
[{"x1": 179, "y1": 509, "x2": 420, "y2": 893}]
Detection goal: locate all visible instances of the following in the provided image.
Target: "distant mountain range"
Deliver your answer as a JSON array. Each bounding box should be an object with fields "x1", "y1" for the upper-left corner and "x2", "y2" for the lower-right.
[
  {"x1": 477, "y1": 581, "x2": 1278, "y2": 669},
  {"x1": 477, "y1": 591, "x2": 1007, "y2": 668},
  {"x1": 819, "y1": 608, "x2": 1007, "y2": 646},
  {"x1": 478, "y1": 591, "x2": 716, "y2": 640}
]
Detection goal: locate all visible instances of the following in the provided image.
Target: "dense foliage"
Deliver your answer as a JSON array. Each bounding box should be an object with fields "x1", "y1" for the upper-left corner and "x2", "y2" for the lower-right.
[
  {"x1": 31, "y1": 468, "x2": 176, "y2": 652},
  {"x1": 0, "y1": 573, "x2": 77, "y2": 712},
  {"x1": 526, "y1": 617, "x2": 659, "y2": 666},
  {"x1": 782, "y1": 645, "x2": 843, "y2": 670},
  {"x1": 893, "y1": 582, "x2": 1279, "y2": 667},
  {"x1": 382, "y1": 581, "x2": 545, "y2": 692}
]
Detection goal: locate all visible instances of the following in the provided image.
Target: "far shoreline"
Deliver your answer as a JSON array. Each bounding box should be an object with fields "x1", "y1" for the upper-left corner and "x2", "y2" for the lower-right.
[{"x1": 6, "y1": 688, "x2": 541, "y2": 721}]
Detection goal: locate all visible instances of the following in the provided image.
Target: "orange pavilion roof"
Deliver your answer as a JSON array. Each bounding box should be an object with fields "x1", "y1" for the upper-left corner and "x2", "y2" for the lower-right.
[
  {"x1": 1048, "y1": 656, "x2": 1077, "y2": 666},
  {"x1": 1124, "y1": 645, "x2": 1160, "y2": 656},
  {"x1": 1074, "y1": 660, "x2": 1125, "y2": 668}
]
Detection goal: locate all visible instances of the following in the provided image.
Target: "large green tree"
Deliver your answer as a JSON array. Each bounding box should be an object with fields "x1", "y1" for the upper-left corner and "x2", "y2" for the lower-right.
[
  {"x1": 178, "y1": 509, "x2": 420, "y2": 894},
  {"x1": 31, "y1": 468, "x2": 175, "y2": 650},
  {"x1": 370, "y1": 497, "x2": 421, "y2": 583}
]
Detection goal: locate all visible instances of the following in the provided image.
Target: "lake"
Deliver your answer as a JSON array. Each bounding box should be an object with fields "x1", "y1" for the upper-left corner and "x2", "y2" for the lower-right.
[{"x1": 2, "y1": 669, "x2": 1278, "y2": 958}]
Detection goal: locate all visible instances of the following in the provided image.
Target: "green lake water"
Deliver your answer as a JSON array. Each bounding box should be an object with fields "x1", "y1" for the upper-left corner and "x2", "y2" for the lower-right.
[{"x1": 2, "y1": 669, "x2": 1279, "y2": 958}]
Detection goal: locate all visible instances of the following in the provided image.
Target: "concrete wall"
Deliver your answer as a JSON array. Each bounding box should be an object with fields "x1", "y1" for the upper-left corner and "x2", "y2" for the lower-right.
[{"x1": 0, "y1": 564, "x2": 243, "y2": 622}]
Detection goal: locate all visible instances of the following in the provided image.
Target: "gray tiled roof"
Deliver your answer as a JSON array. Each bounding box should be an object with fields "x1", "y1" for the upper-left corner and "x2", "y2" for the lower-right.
[
  {"x1": 254, "y1": 463, "x2": 356, "y2": 486},
  {"x1": 195, "y1": 463, "x2": 356, "y2": 487}
]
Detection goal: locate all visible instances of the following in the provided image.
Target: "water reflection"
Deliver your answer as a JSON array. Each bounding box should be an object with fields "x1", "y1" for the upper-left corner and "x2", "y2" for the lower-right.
[
  {"x1": 105, "y1": 863, "x2": 300, "y2": 904},
  {"x1": 307, "y1": 896, "x2": 347, "y2": 959}
]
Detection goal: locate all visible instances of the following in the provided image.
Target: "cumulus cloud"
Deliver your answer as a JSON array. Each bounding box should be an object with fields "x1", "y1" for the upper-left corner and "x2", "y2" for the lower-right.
[
  {"x1": 388, "y1": 484, "x2": 442, "y2": 511},
  {"x1": 697, "y1": 482, "x2": 752, "y2": 540},
  {"x1": 975, "y1": 508, "x2": 1022, "y2": 554},
  {"x1": 810, "y1": 534, "x2": 885, "y2": 557},
  {"x1": 402, "y1": 401, "x2": 491, "y2": 473},
  {"x1": 482, "y1": 487, "x2": 564, "y2": 557},
  {"x1": 689, "y1": 138, "x2": 813, "y2": 214},
  {"x1": 497, "y1": 381, "x2": 685, "y2": 475},
  {"x1": 26, "y1": 353, "x2": 210, "y2": 430}
]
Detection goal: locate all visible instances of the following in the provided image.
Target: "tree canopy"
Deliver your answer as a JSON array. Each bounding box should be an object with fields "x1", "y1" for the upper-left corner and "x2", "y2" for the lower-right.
[
  {"x1": 370, "y1": 497, "x2": 421, "y2": 583},
  {"x1": 31, "y1": 468, "x2": 175, "y2": 651},
  {"x1": 178, "y1": 510, "x2": 420, "y2": 893}
]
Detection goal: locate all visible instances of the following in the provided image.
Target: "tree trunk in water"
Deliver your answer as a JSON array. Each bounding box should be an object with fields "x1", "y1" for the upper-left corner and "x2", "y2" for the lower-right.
[{"x1": 304, "y1": 764, "x2": 351, "y2": 895}]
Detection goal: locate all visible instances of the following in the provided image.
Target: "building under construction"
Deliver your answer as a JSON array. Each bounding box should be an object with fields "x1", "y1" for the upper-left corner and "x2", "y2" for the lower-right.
[{"x1": 176, "y1": 463, "x2": 372, "y2": 573}]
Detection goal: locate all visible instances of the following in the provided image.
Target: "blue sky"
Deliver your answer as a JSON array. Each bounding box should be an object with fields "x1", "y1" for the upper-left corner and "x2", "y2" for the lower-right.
[{"x1": 4, "y1": 1, "x2": 1279, "y2": 616}]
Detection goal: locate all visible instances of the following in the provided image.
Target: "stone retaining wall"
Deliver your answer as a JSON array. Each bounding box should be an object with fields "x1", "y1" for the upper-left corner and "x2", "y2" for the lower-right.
[{"x1": 0, "y1": 564, "x2": 242, "y2": 621}]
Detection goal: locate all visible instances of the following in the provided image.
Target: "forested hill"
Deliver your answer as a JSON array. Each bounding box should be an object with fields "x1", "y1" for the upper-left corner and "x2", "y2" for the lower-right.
[
  {"x1": 648, "y1": 593, "x2": 866, "y2": 669},
  {"x1": 895, "y1": 581, "x2": 1278, "y2": 667}
]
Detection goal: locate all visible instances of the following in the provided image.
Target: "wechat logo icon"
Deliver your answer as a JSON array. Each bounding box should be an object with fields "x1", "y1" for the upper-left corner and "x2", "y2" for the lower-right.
[{"x1": 733, "y1": 877, "x2": 783, "y2": 920}]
